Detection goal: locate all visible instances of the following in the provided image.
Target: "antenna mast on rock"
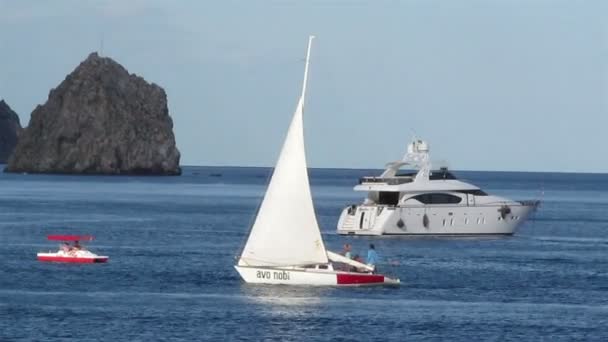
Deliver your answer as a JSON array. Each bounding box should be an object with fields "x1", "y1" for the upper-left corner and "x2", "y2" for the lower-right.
[{"x1": 100, "y1": 34, "x2": 104, "y2": 57}]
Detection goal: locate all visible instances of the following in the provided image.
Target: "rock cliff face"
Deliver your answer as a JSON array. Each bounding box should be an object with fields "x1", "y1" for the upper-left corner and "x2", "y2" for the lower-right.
[
  {"x1": 0, "y1": 100, "x2": 22, "y2": 163},
  {"x1": 6, "y1": 52, "x2": 180, "y2": 175}
]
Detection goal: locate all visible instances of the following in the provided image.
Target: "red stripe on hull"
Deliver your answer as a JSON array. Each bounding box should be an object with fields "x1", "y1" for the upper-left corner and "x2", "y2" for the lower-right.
[
  {"x1": 37, "y1": 256, "x2": 108, "y2": 263},
  {"x1": 337, "y1": 273, "x2": 385, "y2": 285}
]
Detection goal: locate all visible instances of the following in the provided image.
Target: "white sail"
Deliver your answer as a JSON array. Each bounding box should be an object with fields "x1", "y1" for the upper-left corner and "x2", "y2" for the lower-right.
[{"x1": 238, "y1": 36, "x2": 328, "y2": 267}]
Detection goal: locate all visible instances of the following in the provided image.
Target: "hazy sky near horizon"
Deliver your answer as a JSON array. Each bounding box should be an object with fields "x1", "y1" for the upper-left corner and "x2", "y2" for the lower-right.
[{"x1": 1, "y1": 0, "x2": 606, "y2": 172}]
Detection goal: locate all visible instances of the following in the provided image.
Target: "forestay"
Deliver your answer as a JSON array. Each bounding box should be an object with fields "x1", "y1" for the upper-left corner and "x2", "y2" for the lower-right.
[{"x1": 238, "y1": 36, "x2": 328, "y2": 267}]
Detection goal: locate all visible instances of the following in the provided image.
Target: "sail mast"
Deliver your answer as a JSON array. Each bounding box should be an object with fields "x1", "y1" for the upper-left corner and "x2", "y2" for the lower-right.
[{"x1": 300, "y1": 35, "x2": 315, "y2": 106}]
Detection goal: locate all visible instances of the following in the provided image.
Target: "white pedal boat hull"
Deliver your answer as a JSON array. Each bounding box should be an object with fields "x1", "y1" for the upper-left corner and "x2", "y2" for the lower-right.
[{"x1": 37, "y1": 250, "x2": 108, "y2": 263}]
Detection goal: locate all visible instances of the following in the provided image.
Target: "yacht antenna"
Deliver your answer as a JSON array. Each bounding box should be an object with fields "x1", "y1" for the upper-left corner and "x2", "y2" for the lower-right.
[{"x1": 409, "y1": 129, "x2": 417, "y2": 142}]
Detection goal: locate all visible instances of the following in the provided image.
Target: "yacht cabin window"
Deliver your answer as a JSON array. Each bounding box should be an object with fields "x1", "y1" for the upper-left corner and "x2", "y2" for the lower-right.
[
  {"x1": 378, "y1": 191, "x2": 400, "y2": 205},
  {"x1": 411, "y1": 193, "x2": 463, "y2": 205},
  {"x1": 456, "y1": 189, "x2": 488, "y2": 196}
]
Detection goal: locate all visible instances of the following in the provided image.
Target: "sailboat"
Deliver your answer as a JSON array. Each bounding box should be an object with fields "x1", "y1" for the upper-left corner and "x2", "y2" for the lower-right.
[{"x1": 234, "y1": 36, "x2": 400, "y2": 286}]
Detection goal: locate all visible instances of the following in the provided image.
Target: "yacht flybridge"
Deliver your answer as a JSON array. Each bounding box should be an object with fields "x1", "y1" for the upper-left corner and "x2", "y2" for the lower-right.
[
  {"x1": 234, "y1": 36, "x2": 399, "y2": 286},
  {"x1": 337, "y1": 139, "x2": 539, "y2": 236}
]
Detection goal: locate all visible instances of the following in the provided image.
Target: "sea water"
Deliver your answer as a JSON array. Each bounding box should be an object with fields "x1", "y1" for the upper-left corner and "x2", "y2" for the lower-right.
[{"x1": 0, "y1": 166, "x2": 606, "y2": 341}]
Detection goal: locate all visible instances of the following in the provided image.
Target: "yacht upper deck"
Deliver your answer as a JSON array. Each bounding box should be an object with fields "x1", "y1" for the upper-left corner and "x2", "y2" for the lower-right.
[
  {"x1": 355, "y1": 176, "x2": 479, "y2": 192},
  {"x1": 358, "y1": 169, "x2": 458, "y2": 186},
  {"x1": 354, "y1": 138, "x2": 479, "y2": 193}
]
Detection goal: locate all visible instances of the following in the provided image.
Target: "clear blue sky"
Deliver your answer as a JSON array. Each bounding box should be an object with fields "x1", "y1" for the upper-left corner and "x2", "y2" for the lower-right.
[{"x1": 1, "y1": 0, "x2": 606, "y2": 172}]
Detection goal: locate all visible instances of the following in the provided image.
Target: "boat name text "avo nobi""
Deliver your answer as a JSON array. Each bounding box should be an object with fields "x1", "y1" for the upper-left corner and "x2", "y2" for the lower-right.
[{"x1": 256, "y1": 270, "x2": 291, "y2": 280}]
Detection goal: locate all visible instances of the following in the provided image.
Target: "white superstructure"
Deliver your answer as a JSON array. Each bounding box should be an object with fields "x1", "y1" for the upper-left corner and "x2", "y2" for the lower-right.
[{"x1": 337, "y1": 139, "x2": 539, "y2": 236}]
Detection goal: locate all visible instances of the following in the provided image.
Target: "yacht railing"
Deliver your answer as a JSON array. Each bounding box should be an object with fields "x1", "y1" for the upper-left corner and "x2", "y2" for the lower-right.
[
  {"x1": 519, "y1": 200, "x2": 541, "y2": 208},
  {"x1": 349, "y1": 201, "x2": 539, "y2": 210},
  {"x1": 358, "y1": 177, "x2": 413, "y2": 185}
]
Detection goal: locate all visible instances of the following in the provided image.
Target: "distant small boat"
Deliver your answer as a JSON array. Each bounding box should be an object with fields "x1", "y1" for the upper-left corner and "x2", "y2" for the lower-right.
[
  {"x1": 209, "y1": 173, "x2": 223, "y2": 177},
  {"x1": 234, "y1": 36, "x2": 399, "y2": 286},
  {"x1": 37, "y1": 235, "x2": 108, "y2": 263}
]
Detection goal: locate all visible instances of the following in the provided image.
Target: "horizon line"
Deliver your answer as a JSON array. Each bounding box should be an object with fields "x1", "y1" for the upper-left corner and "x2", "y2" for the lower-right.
[
  {"x1": 178, "y1": 164, "x2": 608, "y2": 176},
  {"x1": 1, "y1": 163, "x2": 606, "y2": 176}
]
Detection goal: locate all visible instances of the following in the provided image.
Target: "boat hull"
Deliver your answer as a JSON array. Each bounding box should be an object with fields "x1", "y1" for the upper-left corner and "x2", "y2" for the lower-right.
[
  {"x1": 337, "y1": 202, "x2": 538, "y2": 236},
  {"x1": 234, "y1": 266, "x2": 400, "y2": 286},
  {"x1": 37, "y1": 253, "x2": 108, "y2": 263}
]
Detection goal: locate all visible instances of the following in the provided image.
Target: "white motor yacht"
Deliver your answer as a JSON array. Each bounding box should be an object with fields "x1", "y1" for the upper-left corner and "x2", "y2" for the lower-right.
[{"x1": 337, "y1": 139, "x2": 539, "y2": 236}]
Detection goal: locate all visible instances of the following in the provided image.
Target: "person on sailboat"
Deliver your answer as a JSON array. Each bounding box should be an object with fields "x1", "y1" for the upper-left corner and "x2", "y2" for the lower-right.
[
  {"x1": 339, "y1": 243, "x2": 353, "y2": 271},
  {"x1": 342, "y1": 243, "x2": 352, "y2": 259},
  {"x1": 352, "y1": 254, "x2": 366, "y2": 272},
  {"x1": 366, "y1": 244, "x2": 379, "y2": 272}
]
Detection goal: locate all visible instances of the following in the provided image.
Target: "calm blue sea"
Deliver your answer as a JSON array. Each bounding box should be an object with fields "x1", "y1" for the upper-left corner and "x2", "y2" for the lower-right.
[{"x1": 1, "y1": 166, "x2": 607, "y2": 341}]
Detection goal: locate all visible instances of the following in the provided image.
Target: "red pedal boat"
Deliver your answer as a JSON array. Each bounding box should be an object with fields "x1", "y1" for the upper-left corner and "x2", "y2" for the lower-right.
[{"x1": 37, "y1": 235, "x2": 109, "y2": 263}]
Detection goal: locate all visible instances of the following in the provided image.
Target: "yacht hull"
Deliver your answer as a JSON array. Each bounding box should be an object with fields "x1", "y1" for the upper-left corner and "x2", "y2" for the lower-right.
[
  {"x1": 337, "y1": 202, "x2": 537, "y2": 236},
  {"x1": 234, "y1": 266, "x2": 400, "y2": 286}
]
